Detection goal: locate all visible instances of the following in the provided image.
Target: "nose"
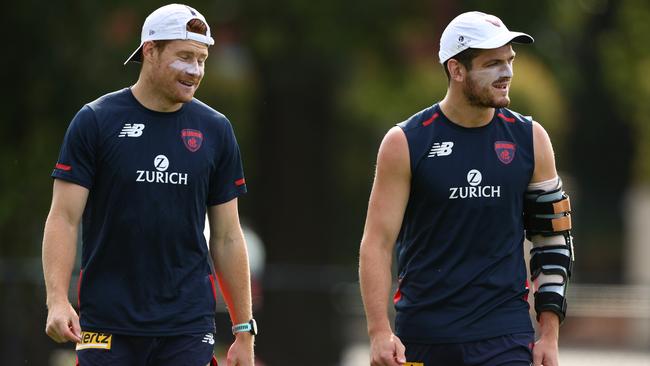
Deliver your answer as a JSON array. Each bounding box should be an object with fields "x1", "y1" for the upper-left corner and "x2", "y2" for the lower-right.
[
  {"x1": 170, "y1": 59, "x2": 204, "y2": 78},
  {"x1": 502, "y1": 63, "x2": 513, "y2": 78},
  {"x1": 185, "y1": 61, "x2": 202, "y2": 77}
]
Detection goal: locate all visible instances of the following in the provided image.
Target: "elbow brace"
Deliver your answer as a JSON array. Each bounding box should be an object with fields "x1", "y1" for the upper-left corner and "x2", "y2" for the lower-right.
[{"x1": 524, "y1": 176, "x2": 574, "y2": 323}]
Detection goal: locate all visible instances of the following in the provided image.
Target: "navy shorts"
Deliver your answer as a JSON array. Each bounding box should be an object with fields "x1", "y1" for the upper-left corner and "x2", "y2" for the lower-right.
[
  {"x1": 404, "y1": 332, "x2": 534, "y2": 366},
  {"x1": 75, "y1": 330, "x2": 218, "y2": 366}
]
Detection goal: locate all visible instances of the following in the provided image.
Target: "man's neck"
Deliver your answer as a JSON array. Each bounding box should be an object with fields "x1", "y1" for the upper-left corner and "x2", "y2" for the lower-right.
[
  {"x1": 439, "y1": 92, "x2": 495, "y2": 128},
  {"x1": 131, "y1": 79, "x2": 183, "y2": 113}
]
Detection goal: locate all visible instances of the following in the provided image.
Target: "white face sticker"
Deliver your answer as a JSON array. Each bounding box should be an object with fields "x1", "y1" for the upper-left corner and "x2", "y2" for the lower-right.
[
  {"x1": 169, "y1": 59, "x2": 202, "y2": 76},
  {"x1": 471, "y1": 63, "x2": 512, "y2": 88},
  {"x1": 462, "y1": 58, "x2": 514, "y2": 108}
]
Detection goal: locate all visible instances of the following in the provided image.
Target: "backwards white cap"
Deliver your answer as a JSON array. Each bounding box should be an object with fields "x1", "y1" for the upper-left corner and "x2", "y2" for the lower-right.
[
  {"x1": 438, "y1": 11, "x2": 533, "y2": 64},
  {"x1": 124, "y1": 3, "x2": 215, "y2": 65}
]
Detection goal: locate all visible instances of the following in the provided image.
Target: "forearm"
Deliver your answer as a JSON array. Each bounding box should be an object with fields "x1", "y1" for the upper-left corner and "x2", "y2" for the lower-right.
[
  {"x1": 537, "y1": 311, "x2": 560, "y2": 340},
  {"x1": 42, "y1": 214, "x2": 78, "y2": 307},
  {"x1": 211, "y1": 232, "x2": 252, "y2": 325},
  {"x1": 359, "y1": 239, "x2": 394, "y2": 336}
]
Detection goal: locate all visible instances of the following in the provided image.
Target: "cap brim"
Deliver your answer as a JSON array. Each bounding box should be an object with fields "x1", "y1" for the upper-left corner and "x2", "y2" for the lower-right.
[
  {"x1": 472, "y1": 31, "x2": 534, "y2": 50},
  {"x1": 124, "y1": 44, "x2": 144, "y2": 65}
]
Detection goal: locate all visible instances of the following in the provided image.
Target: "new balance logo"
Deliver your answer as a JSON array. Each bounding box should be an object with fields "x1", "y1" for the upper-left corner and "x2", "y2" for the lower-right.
[
  {"x1": 202, "y1": 333, "x2": 215, "y2": 345},
  {"x1": 119, "y1": 123, "x2": 145, "y2": 137},
  {"x1": 428, "y1": 141, "x2": 454, "y2": 157}
]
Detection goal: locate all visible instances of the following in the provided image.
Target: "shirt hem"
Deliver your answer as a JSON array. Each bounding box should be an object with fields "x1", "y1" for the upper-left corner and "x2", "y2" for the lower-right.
[
  {"x1": 52, "y1": 174, "x2": 92, "y2": 190},
  {"x1": 80, "y1": 324, "x2": 217, "y2": 337},
  {"x1": 207, "y1": 187, "x2": 247, "y2": 206},
  {"x1": 397, "y1": 325, "x2": 534, "y2": 345}
]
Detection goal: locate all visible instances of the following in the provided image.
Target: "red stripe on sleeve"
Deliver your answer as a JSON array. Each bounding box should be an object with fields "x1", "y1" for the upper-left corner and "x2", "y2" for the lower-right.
[
  {"x1": 498, "y1": 113, "x2": 516, "y2": 123},
  {"x1": 422, "y1": 112, "x2": 439, "y2": 126},
  {"x1": 55, "y1": 163, "x2": 72, "y2": 171},
  {"x1": 235, "y1": 178, "x2": 246, "y2": 186}
]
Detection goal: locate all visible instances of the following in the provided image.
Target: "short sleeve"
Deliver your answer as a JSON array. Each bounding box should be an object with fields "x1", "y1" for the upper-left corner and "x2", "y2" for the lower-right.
[
  {"x1": 207, "y1": 120, "x2": 247, "y2": 206},
  {"x1": 51, "y1": 105, "x2": 98, "y2": 189}
]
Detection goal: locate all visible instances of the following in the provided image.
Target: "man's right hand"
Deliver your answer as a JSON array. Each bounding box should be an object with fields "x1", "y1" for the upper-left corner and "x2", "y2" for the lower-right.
[
  {"x1": 370, "y1": 331, "x2": 406, "y2": 366},
  {"x1": 45, "y1": 301, "x2": 82, "y2": 343}
]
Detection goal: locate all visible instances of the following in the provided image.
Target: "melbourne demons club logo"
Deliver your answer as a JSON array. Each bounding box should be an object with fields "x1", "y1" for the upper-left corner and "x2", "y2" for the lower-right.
[
  {"x1": 494, "y1": 141, "x2": 516, "y2": 164},
  {"x1": 181, "y1": 129, "x2": 203, "y2": 152}
]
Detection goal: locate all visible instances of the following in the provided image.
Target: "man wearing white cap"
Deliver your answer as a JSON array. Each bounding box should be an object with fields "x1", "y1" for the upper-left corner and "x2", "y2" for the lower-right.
[
  {"x1": 42, "y1": 4, "x2": 255, "y2": 365},
  {"x1": 360, "y1": 11, "x2": 573, "y2": 366}
]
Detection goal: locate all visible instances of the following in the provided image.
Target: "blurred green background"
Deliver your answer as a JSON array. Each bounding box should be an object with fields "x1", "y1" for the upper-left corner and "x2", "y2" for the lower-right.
[{"x1": 2, "y1": 0, "x2": 650, "y2": 364}]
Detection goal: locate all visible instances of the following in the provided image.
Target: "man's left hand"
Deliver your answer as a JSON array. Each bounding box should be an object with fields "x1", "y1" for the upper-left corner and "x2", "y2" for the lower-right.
[
  {"x1": 532, "y1": 335, "x2": 559, "y2": 366},
  {"x1": 226, "y1": 333, "x2": 254, "y2": 366},
  {"x1": 533, "y1": 312, "x2": 560, "y2": 366}
]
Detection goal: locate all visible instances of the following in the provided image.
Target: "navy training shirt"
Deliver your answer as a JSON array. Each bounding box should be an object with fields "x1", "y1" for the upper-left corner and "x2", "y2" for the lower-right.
[
  {"x1": 394, "y1": 104, "x2": 535, "y2": 343},
  {"x1": 52, "y1": 88, "x2": 247, "y2": 336}
]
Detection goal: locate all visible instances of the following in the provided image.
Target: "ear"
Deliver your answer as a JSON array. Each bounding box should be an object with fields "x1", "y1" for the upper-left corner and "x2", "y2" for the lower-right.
[
  {"x1": 447, "y1": 59, "x2": 466, "y2": 82},
  {"x1": 141, "y1": 41, "x2": 157, "y2": 63}
]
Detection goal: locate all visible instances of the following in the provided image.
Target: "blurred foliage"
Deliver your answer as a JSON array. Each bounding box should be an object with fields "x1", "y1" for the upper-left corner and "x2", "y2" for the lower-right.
[
  {"x1": 600, "y1": 0, "x2": 650, "y2": 183},
  {"x1": 2, "y1": 0, "x2": 650, "y2": 364}
]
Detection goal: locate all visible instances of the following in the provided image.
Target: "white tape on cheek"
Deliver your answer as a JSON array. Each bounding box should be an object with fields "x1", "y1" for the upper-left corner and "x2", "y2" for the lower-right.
[
  {"x1": 476, "y1": 67, "x2": 510, "y2": 84},
  {"x1": 169, "y1": 60, "x2": 201, "y2": 76}
]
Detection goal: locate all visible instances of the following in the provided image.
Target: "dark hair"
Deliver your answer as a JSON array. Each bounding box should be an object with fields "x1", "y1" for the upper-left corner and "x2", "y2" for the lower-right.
[
  {"x1": 153, "y1": 18, "x2": 209, "y2": 52},
  {"x1": 443, "y1": 47, "x2": 482, "y2": 81}
]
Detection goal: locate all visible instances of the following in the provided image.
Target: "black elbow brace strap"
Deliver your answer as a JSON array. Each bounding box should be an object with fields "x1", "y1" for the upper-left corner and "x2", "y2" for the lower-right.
[
  {"x1": 525, "y1": 180, "x2": 574, "y2": 323},
  {"x1": 535, "y1": 284, "x2": 568, "y2": 322},
  {"x1": 523, "y1": 184, "x2": 571, "y2": 238},
  {"x1": 529, "y1": 244, "x2": 573, "y2": 279},
  {"x1": 530, "y1": 246, "x2": 572, "y2": 323}
]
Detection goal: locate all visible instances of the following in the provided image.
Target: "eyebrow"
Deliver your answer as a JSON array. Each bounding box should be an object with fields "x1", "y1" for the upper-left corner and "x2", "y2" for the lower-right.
[
  {"x1": 177, "y1": 50, "x2": 209, "y2": 59},
  {"x1": 483, "y1": 52, "x2": 516, "y2": 65}
]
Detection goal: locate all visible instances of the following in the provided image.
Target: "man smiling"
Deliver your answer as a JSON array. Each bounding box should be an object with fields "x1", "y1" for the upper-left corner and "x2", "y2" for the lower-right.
[{"x1": 42, "y1": 4, "x2": 255, "y2": 365}]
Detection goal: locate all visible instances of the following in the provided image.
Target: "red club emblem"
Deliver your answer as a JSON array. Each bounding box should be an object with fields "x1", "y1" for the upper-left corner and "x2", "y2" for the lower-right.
[
  {"x1": 494, "y1": 141, "x2": 516, "y2": 164},
  {"x1": 181, "y1": 129, "x2": 203, "y2": 152}
]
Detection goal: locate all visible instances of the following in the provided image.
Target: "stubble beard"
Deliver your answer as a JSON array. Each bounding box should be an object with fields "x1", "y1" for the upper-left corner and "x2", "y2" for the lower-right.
[
  {"x1": 150, "y1": 61, "x2": 193, "y2": 107},
  {"x1": 463, "y1": 73, "x2": 510, "y2": 109}
]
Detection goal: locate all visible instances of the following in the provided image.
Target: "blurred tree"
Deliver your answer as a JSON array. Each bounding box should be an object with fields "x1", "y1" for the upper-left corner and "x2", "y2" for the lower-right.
[
  {"x1": 545, "y1": 1, "x2": 635, "y2": 282},
  {"x1": 598, "y1": 0, "x2": 650, "y2": 183}
]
